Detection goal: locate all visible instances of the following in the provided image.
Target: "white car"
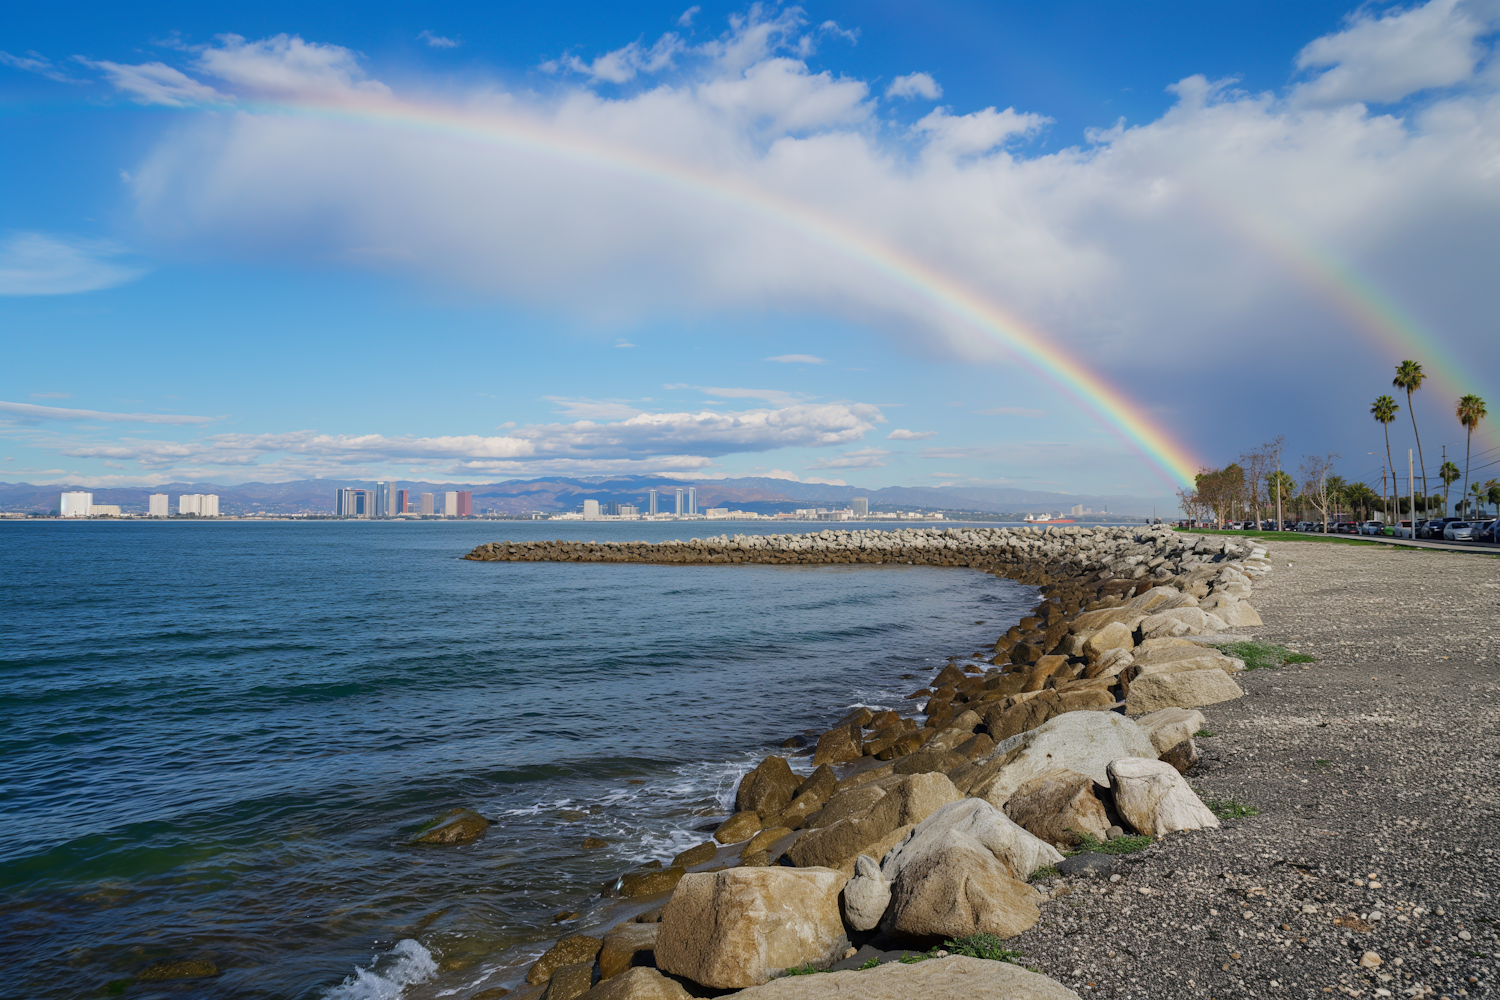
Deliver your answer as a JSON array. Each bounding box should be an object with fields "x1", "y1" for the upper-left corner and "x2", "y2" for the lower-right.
[{"x1": 1444, "y1": 521, "x2": 1474, "y2": 541}]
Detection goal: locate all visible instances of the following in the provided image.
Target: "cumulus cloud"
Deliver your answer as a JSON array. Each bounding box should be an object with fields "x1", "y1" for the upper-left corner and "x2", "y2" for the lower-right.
[
  {"x1": 679, "y1": 7, "x2": 702, "y2": 28},
  {"x1": 0, "y1": 233, "x2": 149, "y2": 295},
  {"x1": 766, "y1": 354, "x2": 826, "y2": 364},
  {"x1": 886, "y1": 428, "x2": 936, "y2": 440},
  {"x1": 546, "y1": 34, "x2": 685, "y2": 83},
  {"x1": 1294, "y1": 0, "x2": 1493, "y2": 105},
  {"x1": 0, "y1": 400, "x2": 213, "y2": 424},
  {"x1": 885, "y1": 72, "x2": 941, "y2": 100},
  {"x1": 77, "y1": 58, "x2": 228, "y2": 105},
  {"x1": 98, "y1": 0, "x2": 1500, "y2": 446}
]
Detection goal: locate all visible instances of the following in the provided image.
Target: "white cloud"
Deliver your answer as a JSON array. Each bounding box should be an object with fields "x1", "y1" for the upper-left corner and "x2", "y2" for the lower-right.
[
  {"x1": 1294, "y1": 0, "x2": 1493, "y2": 105},
  {"x1": 765, "y1": 354, "x2": 826, "y2": 364},
  {"x1": 0, "y1": 400, "x2": 213, "y2": 424},
  {"x1": 664, "y1": 384, "x2": 809, "y2": 406},
  {"x1": 547, "y1": 34, "x2": 685, "y2": 83},
  {"x1": 542, "y1": 396, "x2": 646, "y2": 419},
  {"x1": 195, "y1": 33, "x2": 390, "y2": 98},
  {"x1": 419, "y1": 30, "x2": 460, "y2": 49},
  {"x1": 113, "y1": 3, "x2": 1500, "y2": 440},
  {"x1": 0, "y1": 50, "x2": 83, "y2": 83},
  {"x1": 678, "y1": 6, "x2": 702, "y2": 27},
  {"x1": 0, "y1": 233, "x2": 149, "y2": 295},
  {"x1": 807, "y1": 446, "x2": 888, "y2": 469},
  {"x1": 886, "y1": 72, "x2": 941, "y2": 101},
  {"x1": 31, "y1": 392, "x2": 73, "y2": 399},
  {"x1": 78, "y1": 58, "x2": 227, "y2": 105},
  {"x1": 886, "y1": 428, "x2": 936, "y2": 440}
]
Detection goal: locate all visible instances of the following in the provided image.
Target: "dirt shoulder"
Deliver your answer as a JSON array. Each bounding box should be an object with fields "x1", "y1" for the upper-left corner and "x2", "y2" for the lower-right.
[{"x1": 1014, "y1": 539, "x2": 1500, "y2": 999}]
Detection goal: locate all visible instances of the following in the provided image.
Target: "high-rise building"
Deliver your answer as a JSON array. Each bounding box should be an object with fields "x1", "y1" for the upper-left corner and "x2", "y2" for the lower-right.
[
  {"x1": 420, "y1": 492, "x2": 435, "y2": 515},
  {"x1": 442, "y1": 491, "x2": 459, "y2": 516},
  {"x1": 148, "y1": 494, "x2": 169, "y2": 516},
  {"x1": 395, "y1": 489, "x2": 409, "y2": 514},
  {"x1": 178, "y1": 494, "x2": 220, "y2": 516},
  {"x1": 583, "y1": 499, "x2": 601, "y2": 519},
  {"x1": 648, "y1": 489, "x2": 659, "y2": 515},
  {"x1": 687, "y1": 487, "x2": 697, "y2": 515},
  {"x1": 60, "y1": 491, "x2": 93, "y2": 517},
  {"x1": 675, "y1": 488, "x2": 684, "y2": 515},
  {"x1": 456, "y1": 491, "x2": 472, "y2": 517},
  {"x1": 374, "y1": 482, "x2": 391, "y2": 518},
  {"x1": 335, "y1": 488, "x2": 372, "y2": 517},
  {"x1": 852, "y1": 497, "x2": 869, "y2": 517},
  {"x1": 618, "y1": 504, "x2": 638, "y2": 517}
]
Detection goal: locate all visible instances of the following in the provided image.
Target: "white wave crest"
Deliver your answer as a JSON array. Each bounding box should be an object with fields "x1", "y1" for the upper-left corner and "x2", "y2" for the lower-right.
[{"x1": 324, "y1": 939, "x2": 437, "y2": 1000}]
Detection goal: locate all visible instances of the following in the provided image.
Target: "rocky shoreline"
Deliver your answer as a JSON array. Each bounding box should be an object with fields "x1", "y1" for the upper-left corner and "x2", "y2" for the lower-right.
[{"x1": 458, "y1": 526, "x2": 1275, "y2": 1000}]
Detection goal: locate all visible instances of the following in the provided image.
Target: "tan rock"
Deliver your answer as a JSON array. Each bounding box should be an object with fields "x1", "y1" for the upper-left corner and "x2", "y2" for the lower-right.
[
  {"x1": 714, "y1": 811, "x2": 762, "y2": 844},
  {"x1": 736, "y1": 757, "x2": 799, "y2": 819},
  {"x1": 1003, "y1": 768, "x2": 1112, "y2": 849},
  {"x1": 729, "y1": 955, "x2": 1079, "y2": 1000},
  {"x1": 1133, "y1": 707, "x2": 1206, "y2": 754},
  {"x1": 544, "y1": 962, "x2": 594, "y2": 1000},
  {"x1": 1124, "y1": 669, "x2": 1244, "y2": 715},
  {"x1": 883, "y1": 797, "x2": 1061, "y2": 885},
  {"x1": 599, "y1": 923, "x2": 660, "y2": 979},
  {"x1": 960, "y1": 710, "x2": 1157, "y2": 808},
  {"x1": 654, "y1": 867, "x2": 847, "y2": 988},
  {"x1": 620, "y1": 867, "x2": 685, "y2": 897},
  {"x1": 775, "y1": 790, "x2": 824, "y2": 830},
  {"x1": 1083, "y1": 621, "x2": 1134, "y2": 659},
  {"x1": 840, "y1": 854, "x2": 891, "y2": 931},
  {"x1": 793, "y1": 764, "x2": 837, "y2": 802},
  {"x1": 527, "y1": 936, "x2": 603, "y2": 985},
  {"x1": 806, "y1": 782, "x2": 888, "y2": 829},
  {"x1": 1021, "y1": 655, "x2": 1073, "y2": 693},
  {"x1": 787, "y1": 773, "x2": 961, "y2": 870},
  {"x1": 579, "y1": 967, "x2": 692, "y2": 1000},
  {"x1": 1159, "y1": 738, "x2": 1201, "y2": 773},
  {"x1": 671, "y1": 842, "x2": 718, "y2": 869},
  {"x1": 742, "y1": 827, "x2": 793, "y2": 858},
  {"x1": 1107, "y1": 757, "x2": 1219, "y2": 837},
  {"x1": 812, "y1": 723, "x2": 862, "y2": 766},
  {"x1": 882, "y1": 833, "x2": 1040, "y2": 939},
  {"x1": 891, "y1": 748, "x2": 968, "y2": 775},
  {"x1": 921, "y1": 710, "x2": 982, "y2": 751}
]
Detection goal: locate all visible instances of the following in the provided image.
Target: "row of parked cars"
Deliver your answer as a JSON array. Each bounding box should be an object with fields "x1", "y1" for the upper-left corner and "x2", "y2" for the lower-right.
[{"x1": 1223, "y1": 518, "x2": 1500, "y2": 542}]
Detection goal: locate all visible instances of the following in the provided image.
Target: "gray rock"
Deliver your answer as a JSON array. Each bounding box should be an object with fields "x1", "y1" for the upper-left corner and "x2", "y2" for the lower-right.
[{"x1": 1055, "y1": 852, "x2": 1113, "y2": 878}]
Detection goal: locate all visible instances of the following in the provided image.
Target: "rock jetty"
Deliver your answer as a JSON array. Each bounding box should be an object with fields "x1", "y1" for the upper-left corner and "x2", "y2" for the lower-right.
[{"x1": 462, "y1": 526, "x2": 1272, "y2": 1000}]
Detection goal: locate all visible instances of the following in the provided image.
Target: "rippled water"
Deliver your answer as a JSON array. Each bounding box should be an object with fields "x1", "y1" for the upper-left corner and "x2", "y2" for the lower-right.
[{"x1": 0, "y1": 520, "x2": 1035, "y2": 999}]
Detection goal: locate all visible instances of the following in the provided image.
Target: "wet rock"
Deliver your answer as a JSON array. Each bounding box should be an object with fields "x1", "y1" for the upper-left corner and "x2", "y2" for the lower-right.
[
  {"x1": 654, "y1": 867, "x2": 848, "y2": 988},
  {"x1": 137, "y1": 959, "x2": 218, "y2": 981},
  {"x1": 742, "y1": 826, "x2": 793, "y2": 859},
  {"x1": 793, "y1": 764, "x2": 837, "y2": 802},
  {"x1": 473, "y1": 988, "x2": 514, "y2": 1000},
  {"x1": 1107, "y1": 757, "x2": 1219, "y2": 837},
  {"x1": 599, "y1": 922, "x2": 660, "y2": 979},
  {"x1": 813, "y1": 724, "x2": 863, "y2": 766},
  {"x1": 671, "y1": 842, "x2": 718, "y2": 868},
  {"x1": 579, "y1": 967, "x2": 692, "y2": 1000},
  {"x1": 1003, "y1": 768, "x2": 1112, "y2": 849},
  {"x1": 545, "y1": 962, "x2": 595, "y2": 1000},
  {"x1": 1055, "y1": 852, "x2": 1113, "y2": 878},
  {"x1": 554, "y1": 911, "x2": 583, "y2": 923},
  {"x1": 728, "y1": 955, "x2": 1080, "y2": 1000},
  {"x1": 736, "y1": 756, "x2": 799, "y2": 819},
  {"x1": 620, "y1": 867, "x2": 686, "y2": 897},
  {"x1": 714, "y1": 811, "x2": 762, "y2": 844},
  {"x1": 582, "y1": 838, "x2": 610, "y2": 850},
  {"x1": 411, "y1": 807, "x2": 490, "y2": 845},
  {"x1": 528, "y1": 936, "x2": 604, "y2": 985}
]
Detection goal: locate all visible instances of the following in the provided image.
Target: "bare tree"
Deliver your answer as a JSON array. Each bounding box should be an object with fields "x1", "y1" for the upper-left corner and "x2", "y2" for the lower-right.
[{"x1": 1299, "y1": 453, "x2": 1340, "y2": 534}]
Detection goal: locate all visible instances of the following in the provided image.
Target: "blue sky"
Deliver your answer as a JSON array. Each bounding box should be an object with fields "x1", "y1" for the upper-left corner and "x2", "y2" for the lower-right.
[{"x1": 4, "y1": 1, "x2": 1499, "y2": 495}]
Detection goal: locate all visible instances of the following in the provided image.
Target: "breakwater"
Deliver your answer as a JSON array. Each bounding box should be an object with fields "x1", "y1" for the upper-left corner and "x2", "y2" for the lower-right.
[{"x1": 457, "y1": 526, "x2": 1273, "y2": 1000}]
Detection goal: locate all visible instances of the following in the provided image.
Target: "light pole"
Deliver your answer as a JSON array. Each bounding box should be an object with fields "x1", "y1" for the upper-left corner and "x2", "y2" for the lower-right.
[{"x1": 1368, "y1": 452, "x2": 1387, "y2": 524}]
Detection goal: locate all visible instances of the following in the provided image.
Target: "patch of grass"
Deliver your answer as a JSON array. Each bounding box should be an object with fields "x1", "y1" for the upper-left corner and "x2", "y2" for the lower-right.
[
  {"x1": 1194, "y1": 728, "x2": 1217, "y2": 738},
  {"x1": 1212, "y1": 640, "x2": 1315, "y2": 671},
  {"x1": 784, "y1": 963, "x2": 826, "y2": 976},
  {"x1": 857, "y1": 957, "x2": 880, "y2": 970},
  {"x1": 1067, "y1": 833, "x2": 1153, "y2": 856},
  {"x1": 1315, "y1": 759, "x2": 1332, "y2": 767},
  {"x1": 1174, "y1": 528, "x2": 1377, "y2": 545},
  {"x1": 1201, "y1": 795, "x2": 1260, "y2": 819},
  {"x1": 938, "y1": 934, "x2": 1026, "y2": 964},
  {"x1": 897, "y1": 952, "x2": 929, "y2": 964},
  {"x1": 1028, "y1": 865, "x2": 1059, "y2": 881}
]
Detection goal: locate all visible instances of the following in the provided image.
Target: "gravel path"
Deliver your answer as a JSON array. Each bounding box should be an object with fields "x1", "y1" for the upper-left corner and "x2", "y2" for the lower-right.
[{"x1": 1014, "y1": 539, "x2": 1500, "y2": 1000}]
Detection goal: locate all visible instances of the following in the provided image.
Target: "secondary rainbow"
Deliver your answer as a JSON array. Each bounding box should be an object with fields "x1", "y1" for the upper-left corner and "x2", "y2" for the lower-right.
[{"x1": 237, "y1": 92, "x2": 1203, "y2": 485}]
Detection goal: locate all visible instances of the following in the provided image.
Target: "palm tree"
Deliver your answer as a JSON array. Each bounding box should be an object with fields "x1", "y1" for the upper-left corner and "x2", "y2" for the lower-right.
[
  {"x1": 1457, "y1": 393, "x2": 1488, "y2": 510},
  {"x1": 1488, "y1": 479, "x2": 1500, "y2": 517},
  {"x1": 1470, "y1": 482, "x2": 1487, "y2": 519},
  {"x1": 1393, "y1": 361, "x2": 1429, "y2": 508},
  {"x1": 1440, "y1": 460, "x2": 1461, "y2": 515},
  {"x1": 1371, "y1": 394, "x2": 1398, "y2": 520}
]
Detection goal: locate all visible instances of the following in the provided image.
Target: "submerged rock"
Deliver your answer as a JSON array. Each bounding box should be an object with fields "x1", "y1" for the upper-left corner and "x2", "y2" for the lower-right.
[
  {"x1": 137, "y1": 959, "x2": 217, "y2": 981},
  {"x1": 411, "y1": 807, "x2": 490, "y2": 845}
]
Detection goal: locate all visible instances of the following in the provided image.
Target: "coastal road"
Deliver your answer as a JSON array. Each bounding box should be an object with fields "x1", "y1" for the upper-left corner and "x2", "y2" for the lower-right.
[{"x1": 1013, "y1": 538, "x2": 1499, "y2": 999}]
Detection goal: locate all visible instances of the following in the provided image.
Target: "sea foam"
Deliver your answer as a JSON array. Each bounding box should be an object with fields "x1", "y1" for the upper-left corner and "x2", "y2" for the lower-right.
[{"x1": 324, "y1": 939, "x2": 437, "y2": 1000}]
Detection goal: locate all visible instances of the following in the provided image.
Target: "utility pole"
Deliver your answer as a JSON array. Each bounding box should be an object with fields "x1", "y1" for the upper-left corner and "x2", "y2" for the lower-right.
[
  {"x1": 1409, "y1": 449, "x2": 1416, "y2": 538},
  {"x1": 1322, "y1": 470, "x2": 1329, "y2": 535},
  {"x1": 1276, "y1": 457, "x2": 1283, "y2": 530}
]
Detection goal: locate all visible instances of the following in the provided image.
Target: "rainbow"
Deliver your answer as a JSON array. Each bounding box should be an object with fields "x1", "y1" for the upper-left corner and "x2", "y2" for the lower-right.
[
  {"x1": 215, "y1": 92, "x2": 1202, "y2": 487},
  {"x1": 1208, "y1": 197, "x2": 1497, "y2": 459}
]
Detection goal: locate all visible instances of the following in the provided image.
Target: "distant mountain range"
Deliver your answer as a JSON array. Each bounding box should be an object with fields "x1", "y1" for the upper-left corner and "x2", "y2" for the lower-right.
[{"x1": 0, "y1": 476, "x2": 1180, "y2": 518}]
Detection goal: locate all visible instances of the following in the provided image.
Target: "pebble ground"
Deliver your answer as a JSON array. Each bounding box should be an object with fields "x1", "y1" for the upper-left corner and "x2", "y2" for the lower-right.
[{"x1": 1014, "y1": 538, "x2": 1500, "y2": 1000}]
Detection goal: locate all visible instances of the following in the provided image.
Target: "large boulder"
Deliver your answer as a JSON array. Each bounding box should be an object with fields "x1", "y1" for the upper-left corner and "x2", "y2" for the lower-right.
[
  {"x1": 727, "y1": 955, "x2": 1079, "y2": 1000},
  {"x1": 1083, "y1": 621, "x2": 1133, "y2": 659},
  {"x1": 840, "y1": 854, "x2": 891, "y2": 931},
  {"x1": 883, "y1": 798, "x2": 1061, "y2": 886},
  {"x1": 599, "y1": 922, "x2": 660, "y2": 980},
  {"x1": 1133, "y1": 707, "x2": 1206, "y2": 755},
  {"x1": 1107, "y1": 757, "x2": 1219, "y2": 837},
  {"x1": 528, "y1": 936, "x2": 603, "y2": 985},
  {"x1": 714, "y1": 811, "x2": 762, "y2": 844},
  {"x1": 579, "y1": 967, "x2": 692, "y2": 1000},
  {"x1": 813, "y1": 723, "x2": 863, "y2": 765},
  {"x1": 880, "y1": 829, "x2": 1042, "y2": 939},
  {"x1": 1002, "y1": 768, "x2": 1112, "y2": 849},
  {"x1": 544, "y1": 963, "x2": 594, "y2": 1000},
  {"x1": 654, "y1": 867, "x2": 848, "y2": 988},
  {"x1": 787, "y1": 773, "x2": 962, "y2": 870},
  {"x1": 736, "y1": 757, "x2": 799, "y2": 819},
  {"x1": 951, "y1": 711, "x2": 1157, "y2": 809},
  {"x1": 1124, "y1": 669, "x2": 1243, "y2": 715}
]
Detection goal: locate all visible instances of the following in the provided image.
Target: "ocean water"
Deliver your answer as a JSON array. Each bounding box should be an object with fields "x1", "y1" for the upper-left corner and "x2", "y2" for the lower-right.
[{"x1": 0, "y1": 520, "x2": 1036, "y2": 999}]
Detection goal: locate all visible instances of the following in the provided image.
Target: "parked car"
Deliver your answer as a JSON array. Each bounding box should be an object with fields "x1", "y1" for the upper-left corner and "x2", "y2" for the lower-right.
[
  {"x1": 1358, "y1": 521, "x2": 1384, "y2": 535},
  {"x1": 1444, "y1": 521, "x2": 1474, "y2": 541},
  {"x1": 1424, "y1": 517, "x2": 1463, "y2": 539},
  {"x1": 1470, "y1": 519, "x2": 1498, "y2": 543}
]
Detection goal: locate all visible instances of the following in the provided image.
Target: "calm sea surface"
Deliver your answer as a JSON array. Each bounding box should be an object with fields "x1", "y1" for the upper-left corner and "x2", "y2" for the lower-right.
[{"x1": 0, "y1": 520, "x2": 1035, "y2": 999}]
